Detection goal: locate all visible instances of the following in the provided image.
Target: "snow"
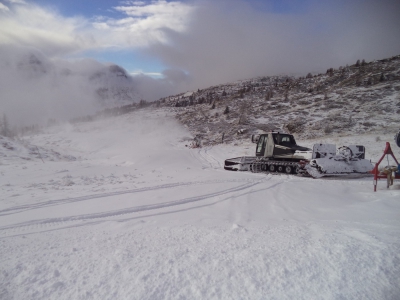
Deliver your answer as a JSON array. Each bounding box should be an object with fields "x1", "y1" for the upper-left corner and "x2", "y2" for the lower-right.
[{"x1": 1, "y1": 110, "x2": 400, "y2": 299}]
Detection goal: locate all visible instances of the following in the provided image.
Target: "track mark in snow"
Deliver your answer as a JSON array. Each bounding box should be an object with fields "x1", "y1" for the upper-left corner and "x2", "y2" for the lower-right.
[
  {"x1": 0, "y1": 179, "x2": 258, "y2": 216},
  {"x1": 203, "y1": 147, "x2": 223, "y2": 169},
  {"x1": 0, "y1": 181, "x2": 261, "y2": 233},
  {"x1": 192, "y1": 146, "x2": 222, "y2": 170}
]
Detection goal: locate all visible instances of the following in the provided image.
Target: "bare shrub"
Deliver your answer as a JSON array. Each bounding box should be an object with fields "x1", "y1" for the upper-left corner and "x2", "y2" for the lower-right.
[
  {"x1": 362, "y1": 122, "x2": 376, "y2": 127},
  {"x1": 322, "y1": 103, "x2": 342, "y2": 110},
  {"x1": 324, "y1": 126, "x2": 333, "y2": 134},
  {"x1": 285, "y1": 119, "x2": 306, "y2": 133}
]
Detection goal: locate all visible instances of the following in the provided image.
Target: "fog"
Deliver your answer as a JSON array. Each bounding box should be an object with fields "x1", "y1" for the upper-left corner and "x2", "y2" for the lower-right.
[
  {"x1": 0, "y1": 45, "x2": 194, "y2": 127},
  {"x1": 147, "y1": 0, "x2": 400, "y2": 90},
  {"x1": 0, "y1": 46, "x2": 139, "y2": 127},
  {"x1": 1, "y1": 0, "x2": 400, "y2": 127}
]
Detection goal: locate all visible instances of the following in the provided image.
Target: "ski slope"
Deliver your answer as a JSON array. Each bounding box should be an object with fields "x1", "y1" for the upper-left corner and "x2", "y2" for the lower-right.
[{"x1": 1, "y1": 110, "x2": 400, "y2": 300}]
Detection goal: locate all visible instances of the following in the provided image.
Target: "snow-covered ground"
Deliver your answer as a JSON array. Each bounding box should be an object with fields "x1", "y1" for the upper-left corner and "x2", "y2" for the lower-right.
[{"x1": 1, "y1": 110, "x2": 400, "y2": 299}]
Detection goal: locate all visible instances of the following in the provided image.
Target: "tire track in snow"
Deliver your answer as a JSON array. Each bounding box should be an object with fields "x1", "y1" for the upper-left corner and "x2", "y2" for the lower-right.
[
  {"x1": 190, "y1": 148, "x2": 211, "y2": 169},
  {"x1": 0, "y1": 179, "x2": 259, "y2": 216},
  {"x1": 203, "y1": 147, "x2": 223, "y2": 169},
  {"x1": 191, "y1": 146, "x2": 222, "y2": 170},
  {"x1": 0, "y1": 181, "x2": 262, "y2": 233}
]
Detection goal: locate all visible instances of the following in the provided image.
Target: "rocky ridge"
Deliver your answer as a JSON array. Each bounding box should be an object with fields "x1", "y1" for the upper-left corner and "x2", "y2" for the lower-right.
[{"x1": 157, "y1": 55, "x2": 400, "y2": 145}]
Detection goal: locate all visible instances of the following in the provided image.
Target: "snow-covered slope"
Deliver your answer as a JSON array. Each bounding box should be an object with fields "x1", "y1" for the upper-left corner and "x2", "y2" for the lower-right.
[{"x1": 1, "y1": 109, "x2": 399, "y2": 299}]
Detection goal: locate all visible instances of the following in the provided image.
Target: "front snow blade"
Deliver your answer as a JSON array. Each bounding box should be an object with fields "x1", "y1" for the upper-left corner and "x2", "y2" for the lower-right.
[
  {"x1": 224, "y1": 156, "x2": 255, "y2": 171},
  {"x1": 224, "y1": 157, "x2": 242, "y2": 171}
]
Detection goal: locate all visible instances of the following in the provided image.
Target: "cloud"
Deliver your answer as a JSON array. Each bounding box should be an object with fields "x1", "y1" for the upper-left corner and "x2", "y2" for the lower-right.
[
  {"x1": 0, "y1": 45, "x2": 142, "y2": 127},
  {"x1": 0, "y1": 0, "x2": 194, "y2": 57},
  {"x1": 0, "y1": 3, "x2": 9, "y2": 11},
  {"x1": 2, "y1": 0, "x2": 399, "y2": 84},
  {"x1": 0, "y1": 3, "x2": 93, "y2": 56},
  {"x1": 5, "y1": 0, "x2": 26, "y2": 4},
  {"x1": 130, "y1": 70, "x2": 163, "y2": 77},
  {"x1": 93, "y1": 0, "x2": 194, "y2": 47},
  {"x1": 145, "y1": 0, "x2": 400, "y2": 89}
]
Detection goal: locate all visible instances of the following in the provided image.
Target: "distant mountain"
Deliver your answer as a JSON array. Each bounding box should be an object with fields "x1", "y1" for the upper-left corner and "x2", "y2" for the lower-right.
[
  {"x1": 89, "y1": 64, "x2": 141, "y2": 107},
  {"x1": 0, "y1": 46, "x2": 141, "y2": 124},
  {"x1": 156, "y1": 54, "x2": 400, "y2": 145}
]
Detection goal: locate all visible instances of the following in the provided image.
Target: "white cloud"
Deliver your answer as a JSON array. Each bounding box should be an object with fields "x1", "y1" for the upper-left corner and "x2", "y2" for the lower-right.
[
  {"x1": 0, "y1": 3, "x2": 10, "y2": 11},
  {"x1": 0, "y1": 3, "x2": 95, "y2": 56},
  {"x1": 5, "y1": 0, "x2": 26, "y2": 4},
  {"x1": 130, "y1": 70, "x2": 163, "y2": 77},
  {"x1": 96, "y1": 0, "x2": 194, "y2": 47},
  {"x1": 0, "y1": 0, "x2": 194, "y2": 57}
]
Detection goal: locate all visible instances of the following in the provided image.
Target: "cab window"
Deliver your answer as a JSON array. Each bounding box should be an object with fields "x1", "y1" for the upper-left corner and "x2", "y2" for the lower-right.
[{"x1": 256, "y1": 135, "x2": 265, "y2": 153}]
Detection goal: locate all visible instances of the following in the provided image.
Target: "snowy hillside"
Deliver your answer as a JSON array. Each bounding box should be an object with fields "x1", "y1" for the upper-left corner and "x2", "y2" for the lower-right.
[
  {"x1": 1, "y1": 109, "x2": 400, "y2": 299},
  {"x1": 158, "y1": 55, "x2": 400, "y2": 145}
]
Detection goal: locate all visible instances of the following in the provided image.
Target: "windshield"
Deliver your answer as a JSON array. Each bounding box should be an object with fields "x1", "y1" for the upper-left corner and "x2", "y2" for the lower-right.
[{"x1": 273, "y1": 134, "x2": 296, "y2": 145}]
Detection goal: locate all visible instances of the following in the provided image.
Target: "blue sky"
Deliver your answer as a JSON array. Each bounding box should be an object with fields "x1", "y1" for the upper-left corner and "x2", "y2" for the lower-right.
[
  {"x1": 70, "y1": 49, "x2": 166, "y2": 77},
  {"x1": 29, "y1": 0, "x2": 309, "y2": 17},
  {"x1": 32, "y1": 0, "x2": 122, "y2": 18}
]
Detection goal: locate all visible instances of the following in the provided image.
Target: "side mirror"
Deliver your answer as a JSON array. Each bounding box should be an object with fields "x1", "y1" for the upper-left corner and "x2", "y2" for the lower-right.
[
  {"x1": 395, "y1": 130, "x2": 400, "y2": 148},
  {"x1": 251, "y1": 134, "x2": 260, "y2": 143}
]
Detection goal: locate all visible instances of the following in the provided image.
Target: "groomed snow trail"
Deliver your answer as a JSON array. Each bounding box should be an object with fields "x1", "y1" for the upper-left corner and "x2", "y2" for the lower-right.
[{"x1": 1, "y1": 111, "x2": 400, "y2": 300}]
